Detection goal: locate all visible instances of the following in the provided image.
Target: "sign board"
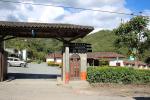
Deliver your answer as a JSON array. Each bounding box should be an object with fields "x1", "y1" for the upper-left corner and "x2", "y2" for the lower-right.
[{"x1": 65, "y1": 43, "x2": 92, "y2": 53}]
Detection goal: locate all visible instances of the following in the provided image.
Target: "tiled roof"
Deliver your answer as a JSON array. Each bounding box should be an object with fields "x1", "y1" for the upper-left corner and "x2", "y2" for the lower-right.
[
  {"x1": 123, "y1": 60, "x2": 146, "y2": 66},
  {"x1": 87, "y1": 52, "x2": 125, "y2": 59},
  {"x1": 46, "y1": 53, "x2": 62, "y2": 58},
  {"x1": 0, "y1": 21, "x2": 94, "y2": 38},
  {"x1": 46, "y1": 52, "x2": 125, "y2": 59}
]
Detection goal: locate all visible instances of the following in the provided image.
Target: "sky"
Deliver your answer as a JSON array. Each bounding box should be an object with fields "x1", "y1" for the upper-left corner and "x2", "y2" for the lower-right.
[{"x1": 0, "y1": 0, "x2": 150, "y2": 32}]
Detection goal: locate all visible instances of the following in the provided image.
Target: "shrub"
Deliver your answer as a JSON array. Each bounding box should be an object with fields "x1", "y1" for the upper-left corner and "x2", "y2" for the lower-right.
[
  {"x1": 87, "y1": 66, "x2": 150, "y2": 84},
  {"x1": 47, "y1": 61, "x2": 60, "y2": 66}
]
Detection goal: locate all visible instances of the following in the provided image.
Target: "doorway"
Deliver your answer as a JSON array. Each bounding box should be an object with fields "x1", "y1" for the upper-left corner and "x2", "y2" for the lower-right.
[{"x1": 70, "y1": 54, "x2": 80, "y2": 80}]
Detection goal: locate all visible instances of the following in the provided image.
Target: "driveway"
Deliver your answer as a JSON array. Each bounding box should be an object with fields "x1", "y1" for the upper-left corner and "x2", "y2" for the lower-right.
[
  {"x1": 8, "y1": 63, "x2": 61, "y2": 79},
  {"x1": 0, "y1": 63, "x2": 148, "y2": 100},
  {"x1": 0, "y1": 79, "x2": 140, "y2": 100}
]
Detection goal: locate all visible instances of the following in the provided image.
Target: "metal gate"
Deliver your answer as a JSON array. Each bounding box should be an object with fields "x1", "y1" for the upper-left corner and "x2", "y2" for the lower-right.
[{"x1": 70, "y1": 54, "x2": 80, "y2": 80}]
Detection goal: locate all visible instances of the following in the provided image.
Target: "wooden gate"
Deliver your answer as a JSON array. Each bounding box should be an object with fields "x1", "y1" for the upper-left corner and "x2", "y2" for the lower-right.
[{"x1": 70, "y1": 54, "x2": 80, "y2": 80}]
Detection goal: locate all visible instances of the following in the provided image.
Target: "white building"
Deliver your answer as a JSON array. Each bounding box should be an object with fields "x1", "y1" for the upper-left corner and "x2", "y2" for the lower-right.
[
  {"x1": 109, "y1": 59, "x2": 147, "y2": 69},
  {"x1": 5, "y1": 48, "x2": 27, "y2": 60},
  {"x1": 46, "y1": 53, "x2": 62, "y2": 64},
  {"x1": 109, "y1": 60, "x2": 124, "y2": 67}
]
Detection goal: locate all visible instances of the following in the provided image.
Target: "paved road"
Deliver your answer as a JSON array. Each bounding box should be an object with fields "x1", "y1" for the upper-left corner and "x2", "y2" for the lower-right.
[
  {"x1": 0, "y1": 63, "x2": 148, "y2": 100},
  {"x1": 8, "y1": 63, "x2": 61, "y2": 79},
  {"x1": 0, "y1": 79, "x2": 138, "y2": 100}
]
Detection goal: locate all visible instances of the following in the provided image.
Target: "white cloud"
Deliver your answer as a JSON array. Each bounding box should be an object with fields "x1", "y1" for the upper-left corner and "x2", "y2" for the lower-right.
[
  {"x1": 61, "y1": 5, "x2": 131, "y2": 30},
  {"x1": 142, "y1": 10, "x2": 150, "y2": 29},
  {"x1": 0, "y1": 0, "x2": 136, "y2": 31}
]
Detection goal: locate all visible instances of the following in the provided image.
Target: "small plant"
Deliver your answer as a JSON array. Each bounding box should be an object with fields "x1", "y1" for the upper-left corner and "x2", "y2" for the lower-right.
[
  {"x1": 37, "y1": 60, "x2": 42, "y2": 64},
  {"x1": 47, "y1": 61, "x2": 60, "y2": 66}
]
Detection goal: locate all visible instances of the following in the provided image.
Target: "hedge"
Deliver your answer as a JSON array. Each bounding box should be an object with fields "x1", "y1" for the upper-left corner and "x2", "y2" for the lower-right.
[
  {"x1": 47, "y1": 61, "x2": 62, "y2": 67},
  {"x1": 87, "y1": 67, "x2": 150, "y2": 84}
]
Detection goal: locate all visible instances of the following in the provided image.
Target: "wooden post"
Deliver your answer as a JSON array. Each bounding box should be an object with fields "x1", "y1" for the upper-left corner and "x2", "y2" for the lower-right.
[
  {"x1": 0, "y1": 41, "x2": 4, "y2": 81},
  {"x1": 0, "y1": 51, "x2": 2, "y2": 82},
  {"x1": 0, "y1": 38, "x2": 8, "y2": 82}
]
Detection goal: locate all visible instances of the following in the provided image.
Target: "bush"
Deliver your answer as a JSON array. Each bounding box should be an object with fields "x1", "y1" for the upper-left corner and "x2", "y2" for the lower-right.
[
  {"x1": 87, "y1": 66, "x2": 150, "y2": 84},
  {"x1": 47, "y1": 61, "x2": 60, "y2": 67}
]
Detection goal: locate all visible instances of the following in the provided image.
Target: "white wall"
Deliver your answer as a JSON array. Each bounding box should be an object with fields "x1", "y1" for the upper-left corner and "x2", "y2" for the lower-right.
[
  {"x1": 56, "y1": 58, "x2": 62, "y2": 63},
  {"x1": 22, "y1": 49, "x2": 27, "y2": 61},
  {"x1": 46, "y1": 58, "x2": 62, "y2": 63},
  {"x1": 46, "y1": 58, "x2": 54, "y2": 62},
  {"x1": 109, "y1": 60, "x2": 124, "y2": 67}
]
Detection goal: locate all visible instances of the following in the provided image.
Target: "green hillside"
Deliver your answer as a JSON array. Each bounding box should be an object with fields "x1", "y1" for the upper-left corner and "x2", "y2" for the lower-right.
[
  {"x1": 5, "y1": 30, "x2": 150, "y2": 62},
  {"x1": 4, "y1": 30, "x2": 131, "y2": 57},
  {"x1": 81, "y1": 30, "x2": 128, "y2": 55},
  {"x1": 83, "y1": 30, "x2": 117, "y2": 52}
]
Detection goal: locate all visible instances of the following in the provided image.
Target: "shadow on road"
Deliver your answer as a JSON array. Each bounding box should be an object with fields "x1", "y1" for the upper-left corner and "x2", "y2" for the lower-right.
[
  {"x1": 7, "y1": 73, "x2": 61, "y2": 80},
  {"x1": 133, "y1": 97, "x2": 150, "y2": 100}
]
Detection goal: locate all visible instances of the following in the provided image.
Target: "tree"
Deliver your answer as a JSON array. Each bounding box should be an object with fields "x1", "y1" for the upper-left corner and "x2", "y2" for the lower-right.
[{"x1": 114, "y1": 16, "x2": 150, "y2": 61}]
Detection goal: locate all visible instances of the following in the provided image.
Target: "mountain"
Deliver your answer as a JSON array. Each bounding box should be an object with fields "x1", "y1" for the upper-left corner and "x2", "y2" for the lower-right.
[
  {"x1": 80, "y1": 30, "x2": 128, "y2": 55},
  {"x1": 5, "y1": 30, "x2": 149, "y2": 62}
]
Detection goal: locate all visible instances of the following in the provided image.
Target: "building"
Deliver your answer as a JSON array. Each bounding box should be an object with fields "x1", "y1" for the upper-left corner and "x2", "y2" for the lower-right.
[
  {"x1": 46, "y1": 52, "x2": 148, "y2": 69},
  {"x1": 46, "y1": 53, "x2": 62, "y2": 64},
  {"x1": 5, "y1": 48, "x2": 27, "y2": 61},
  {"x1": 87, "y1": 52, "x2": 125, "y2": 66},
  {"x1": 0, "y1": 21, "x2": 94, "y2": 83}
]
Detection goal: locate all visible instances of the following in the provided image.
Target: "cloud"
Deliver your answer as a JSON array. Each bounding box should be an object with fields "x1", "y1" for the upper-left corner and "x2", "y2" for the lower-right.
[
  {"x1": 60, "y1": 5, "x2": 131, "y2": 30},
  {"x1": 0, "y1": 0, "x2": 17, "y2": 10},
  {"x1": 142, "y1": 10, "x2": 150, "y2": 29},
  {"x1": 0, "y1": 0, "x2": 137, "y2": 32}
]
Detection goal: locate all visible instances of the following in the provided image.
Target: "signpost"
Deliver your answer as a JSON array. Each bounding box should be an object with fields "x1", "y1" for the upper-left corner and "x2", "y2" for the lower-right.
[{"x1": 65, "y1": 43, "x2": 92, "y2": 53}]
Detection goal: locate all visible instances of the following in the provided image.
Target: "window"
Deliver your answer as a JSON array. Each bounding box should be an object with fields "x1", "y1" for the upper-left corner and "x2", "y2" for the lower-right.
[
  {"x1": 14, "y1": 59, "x2": 19, "y2": 61},
  {"x1": 116, "y1": 63, "x2": 120, "y2": 66},
  {"x1": 8, "y1": 58, "x2": 13, "y2": 61}
]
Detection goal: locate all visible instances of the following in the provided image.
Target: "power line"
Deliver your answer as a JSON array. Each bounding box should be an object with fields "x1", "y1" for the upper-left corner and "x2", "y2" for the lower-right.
[{"x1": 0, "y1": 0, "x2": 141, "y2": 16}]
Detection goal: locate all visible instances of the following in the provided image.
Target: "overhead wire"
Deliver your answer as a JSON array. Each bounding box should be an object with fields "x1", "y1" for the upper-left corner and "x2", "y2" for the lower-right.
[{"x1": 0, "y1": 0, "x2": 147, "y2": 17}]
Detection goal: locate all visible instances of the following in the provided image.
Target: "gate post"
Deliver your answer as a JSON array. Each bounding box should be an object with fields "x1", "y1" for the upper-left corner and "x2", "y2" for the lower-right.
[
  {"x1": 0, "y1": 38, "x2": 3, "y2": 82},
  {"x1": 80, "y1": 54, "x2": 87, "y2": 80},
  {"x1": 0, "y1": 39, "x2": 8, "y2": 82},
  {"x1": 0, "y1": 49, "x2": 2, "y2": 82},
  {"x1": 62, "y1": 44, "x2": 70, "y2": 84},
  {"x1": 0, "y1": 40, "x2": 3, "y2": 82}
]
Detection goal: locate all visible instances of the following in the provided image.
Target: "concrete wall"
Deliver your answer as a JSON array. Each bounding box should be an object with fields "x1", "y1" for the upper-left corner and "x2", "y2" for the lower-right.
[
  {"x1": 56, "y1": 58, "x2": 62, "y2": 63},
  {"x1": 109, "y1": 60, "x2": 124, "y2": 67},
  {"x1": 46, "y1": 58, "x2": 54, "y2": 62},
  {"x1": 46, "y1": 58, "x2": 62, "y2": 64},
  {"x1": 22, "y1": 49, "x2": 27, "y2": 61}
]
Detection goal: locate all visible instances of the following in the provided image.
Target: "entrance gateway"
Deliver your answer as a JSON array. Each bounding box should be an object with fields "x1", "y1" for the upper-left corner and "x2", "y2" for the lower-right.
[{"x1": 0, "y1": 21, "x2": 94, "y2": 83}]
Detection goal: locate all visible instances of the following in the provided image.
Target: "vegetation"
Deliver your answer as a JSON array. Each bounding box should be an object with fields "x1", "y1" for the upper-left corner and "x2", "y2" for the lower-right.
[
  {"x1": 5, "y1": 30, "x2": 150, "y2": 63},
  {"x1": 114, "y1": 16, "x2": 150, "y2": 60},
  {"x1": 5, "y1": 38, "x2": 62, "y2": 61},
  {"x1": 5, "y1": 17, "x2": 150, "y2": 63},
  {"x1": 47, "y1": 61, "x2": 62, "y2": 67},
  {"x1": 87, "y1": 67, "x2": 150, "y2": 84}
]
